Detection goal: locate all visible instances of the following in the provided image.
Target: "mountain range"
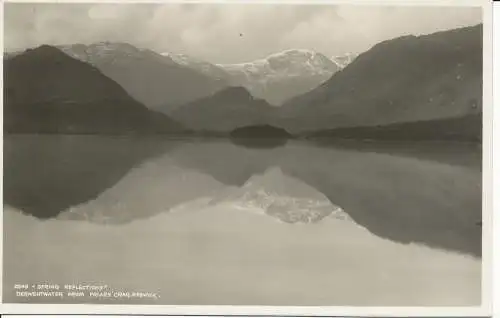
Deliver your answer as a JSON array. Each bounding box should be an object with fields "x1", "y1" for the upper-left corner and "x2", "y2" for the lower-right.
[
  {"x1": 164, "y1": 24, "x2": 482, "y2": 141},
  {"x1": 7, "y1": 43, "x2": 346, "y2": 110},
  {"x1": 3, "y1": 24, "x2": 482, "y2": 141}
]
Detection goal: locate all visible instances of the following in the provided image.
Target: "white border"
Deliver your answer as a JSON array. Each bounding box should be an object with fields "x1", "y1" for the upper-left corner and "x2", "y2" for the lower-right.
[
  {"x1": 491, "y1": 4, "x2": 499, "y2": 318},
  {"x1": 0, "y1": 0, "x2": 494, "y2": 316},
  {"x1": 0, "y1": 0, "x2": 493, "y2": 5}
]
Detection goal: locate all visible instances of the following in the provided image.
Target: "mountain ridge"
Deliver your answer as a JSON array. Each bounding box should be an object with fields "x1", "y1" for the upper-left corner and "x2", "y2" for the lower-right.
[
  {"x1": 55, "y1": 42, "x2": 229, "y2": 109},
  {"x1": 278, "y1": 24, "x2": 483, "y2": 135},
  {"x1": 5, "y1": 45, "x2": 348, "y2": 108}
]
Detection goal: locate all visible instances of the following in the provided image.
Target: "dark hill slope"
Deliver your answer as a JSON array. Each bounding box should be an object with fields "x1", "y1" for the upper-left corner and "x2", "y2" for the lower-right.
[
  {"x1": 4, "y1": 45, "x2": 184, "y2": 134},
  {"x1": 279, "y1": 24, "x2": 483, "y2": 137},
  {"x1": 168, "y1": 86, "x2": 278, "y2": 132},
  {"x1": 308, "y1": 114, "x2": 482, "y2": 142}
]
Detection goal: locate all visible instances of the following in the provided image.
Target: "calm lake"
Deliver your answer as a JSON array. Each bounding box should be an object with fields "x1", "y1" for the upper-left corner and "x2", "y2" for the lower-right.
[{"x1": 3, "y1": 135, "x2": 482, "y2": 306}]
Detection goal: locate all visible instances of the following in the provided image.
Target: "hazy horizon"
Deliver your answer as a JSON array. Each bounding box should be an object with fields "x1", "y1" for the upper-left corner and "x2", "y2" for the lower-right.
[{"x1": 4, "y1": 3, "x2": 482, "y2": 64}]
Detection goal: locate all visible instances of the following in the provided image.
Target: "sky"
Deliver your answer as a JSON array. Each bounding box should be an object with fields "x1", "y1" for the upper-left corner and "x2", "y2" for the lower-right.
[{"x1": 4, "y1": 3, "x2": 483, "y2": 64}]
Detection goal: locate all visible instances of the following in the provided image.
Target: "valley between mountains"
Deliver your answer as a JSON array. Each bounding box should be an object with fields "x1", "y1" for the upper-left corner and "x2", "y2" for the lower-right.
[{"x1": 4, "y1": 24, "x2": 482, "y2": 142}]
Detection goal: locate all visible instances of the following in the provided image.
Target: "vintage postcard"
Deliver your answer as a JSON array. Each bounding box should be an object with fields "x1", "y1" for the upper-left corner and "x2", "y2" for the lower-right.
[{"x1": 0, "y1": 0, "x2": 493, "y2": 316}]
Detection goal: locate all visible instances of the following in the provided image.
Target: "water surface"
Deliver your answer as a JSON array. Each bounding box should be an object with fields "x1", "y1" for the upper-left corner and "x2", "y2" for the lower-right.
[{"x1": 3, "y1": 135, "x2": 482, "y2": 306}]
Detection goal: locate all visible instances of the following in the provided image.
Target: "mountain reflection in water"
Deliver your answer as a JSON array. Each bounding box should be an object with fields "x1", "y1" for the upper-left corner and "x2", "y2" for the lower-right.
[
  {"x1": 3, "y1": 135, "x2": 482, "y2": 306},
  {"x1": 4, "y1": 135, "x2": 481, "y2": 256}
]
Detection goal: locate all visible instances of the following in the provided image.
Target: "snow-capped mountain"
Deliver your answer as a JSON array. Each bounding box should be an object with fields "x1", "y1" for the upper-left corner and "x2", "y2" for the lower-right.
[
  {"x1": 331, "y1": 52, "x2": 358, "y2": 68},
  {"x1": 220, "y1": 49, "x2": 337, "y2": 80},
  {"x1": 57, "y1": 42, "x2": 169, "y2": 65},
  {"x1": 217, "y1": 49, "x2": 341, "y2": 105},
  {"x1": 55, "y1": 42, "x2": 228, "y2": 109},
  {"x1": 161, "y1": 52, "x2": 230, "y2": 81}
]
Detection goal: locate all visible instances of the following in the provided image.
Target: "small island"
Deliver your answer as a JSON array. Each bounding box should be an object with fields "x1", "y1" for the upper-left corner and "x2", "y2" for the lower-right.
[
  {"x1": 229, "y1": 125, "x2": 292, "y2": 139},
  {"x1": 229, "y1": 125, "x2": 292, "y2": 148}
]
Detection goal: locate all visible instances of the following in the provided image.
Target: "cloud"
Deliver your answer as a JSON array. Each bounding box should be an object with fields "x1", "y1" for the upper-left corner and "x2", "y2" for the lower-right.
[{"x1": 4, "y1": 3, "x2": 482, "y2": 63}]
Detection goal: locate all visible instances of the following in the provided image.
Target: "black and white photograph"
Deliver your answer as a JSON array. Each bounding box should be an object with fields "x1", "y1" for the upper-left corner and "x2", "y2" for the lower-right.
[{"x1": 0, "y1": 0, "x2": 492, "y2": 314}]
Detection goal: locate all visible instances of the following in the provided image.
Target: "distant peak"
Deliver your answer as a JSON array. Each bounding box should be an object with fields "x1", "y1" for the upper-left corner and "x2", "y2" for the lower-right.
[
  {"x1": 161, "y1": 51, "x2": 207, "y2": 64},
  {"x1": 91, "y1": 41, "x2": 140, "y2": 49},
  {"x1": 59, "y1": 42, "x2": 147, "y2": 55},
  {"x1": 222, "y1": 49, "x2": 326, "y2": 66},
  {"x1": 34, "y1": 44, "x2": 63, "y2": 52},
  {"x1": 21, "y1": 45, "x2": 67, "y2": 58},
  {"x1": 269, "y1": 48, "x2": 318, "y2": 57},
  {"x1": 217, "y1": 86, "x2": 252, "y2": 97},
  {"x1": 38, "y1": 44, "x2": 57, "y2": 49}
]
